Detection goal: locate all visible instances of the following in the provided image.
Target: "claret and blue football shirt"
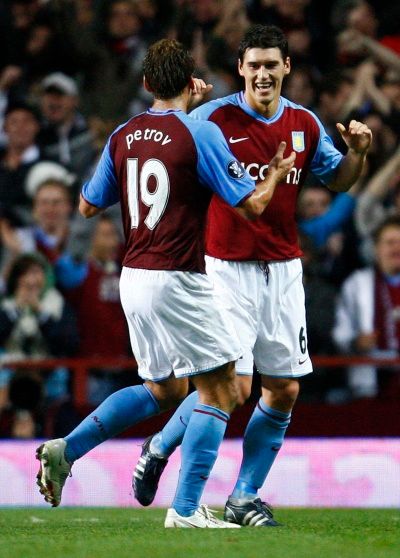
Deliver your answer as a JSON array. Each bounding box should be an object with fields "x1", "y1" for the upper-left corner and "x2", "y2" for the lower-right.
[{"x1": 82, "y1": 108, "x2": 255, "y2": 273}]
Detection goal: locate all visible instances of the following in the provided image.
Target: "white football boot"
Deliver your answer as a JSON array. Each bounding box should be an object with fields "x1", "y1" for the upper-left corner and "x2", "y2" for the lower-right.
[
  {"x1": 165, "y1": 505, "x2": 241, "y2": 528},
  {"x1": 36, "y1": 438, "x2": 72, "y2": 507}
]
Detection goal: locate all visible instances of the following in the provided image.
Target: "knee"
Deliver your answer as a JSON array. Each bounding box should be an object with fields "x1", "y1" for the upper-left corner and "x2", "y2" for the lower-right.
[
  {"x1": 268, "y1": 380, "x2": 300, "y2": 409},
  {"x1": 145, "y1": 378, "x2": 188, "y2": 411}
]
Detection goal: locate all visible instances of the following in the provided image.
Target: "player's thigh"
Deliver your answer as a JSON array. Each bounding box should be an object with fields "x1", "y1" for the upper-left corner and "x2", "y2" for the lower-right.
[
  {"x1": 120, "y1": 267, "x2": 241, "y2": 381},
  {"x1": 254, "y1": 259, "x2": 313, "y2": 378},
  {"x1": 206, "y1": 257, "x2": 260, "y2": 375}
]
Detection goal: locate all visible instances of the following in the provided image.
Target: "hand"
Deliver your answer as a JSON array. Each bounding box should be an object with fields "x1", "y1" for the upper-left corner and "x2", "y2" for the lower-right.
[
  {"x1": 336, "y1": 120, "x2": 372, "y2": 155},
  {"x1": 0, "y1": 219, "x2": 22, "y2": 254},
  {"x1": 0, "y1": 65, "x2": 22, "y2": 91},
  {"x1": 189, "y1": 78, "x2": 213, "y2": 109},
  {"x1": 354, "y1": 332, "x2": 377, "y2": 353},
  {"x1": 267, "y1": 142, "x2": 296, "y2": 182}
]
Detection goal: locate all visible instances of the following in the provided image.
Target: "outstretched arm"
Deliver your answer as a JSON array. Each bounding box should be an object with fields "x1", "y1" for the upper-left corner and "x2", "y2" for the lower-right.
[{"x1": 328, "y1": 119, "x2": 372, "y2": 192}]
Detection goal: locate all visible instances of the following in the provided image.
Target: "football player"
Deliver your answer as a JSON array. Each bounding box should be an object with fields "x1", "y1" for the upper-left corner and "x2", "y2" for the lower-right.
[
  {"x1": 36, "y1": 37, "x2": 295, "y2": 528},
  {"x1": 133, "y1": 25, "x2": 372, "y2": 527}
]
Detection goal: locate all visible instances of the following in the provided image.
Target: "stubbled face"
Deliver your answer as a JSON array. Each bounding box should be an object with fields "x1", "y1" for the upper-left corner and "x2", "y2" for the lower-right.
[
  {"x1": 238, "y1": 47, "x2": 290, "y2": 117},
  {"x1": 376, "y1": 226, "x2": 400, "y2": 275}
]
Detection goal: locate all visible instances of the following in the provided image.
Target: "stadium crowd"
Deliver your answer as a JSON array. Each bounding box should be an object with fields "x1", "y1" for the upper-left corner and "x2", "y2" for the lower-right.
[{"x1": 0, "y1": 0, "x2": 399, "y2": 439}]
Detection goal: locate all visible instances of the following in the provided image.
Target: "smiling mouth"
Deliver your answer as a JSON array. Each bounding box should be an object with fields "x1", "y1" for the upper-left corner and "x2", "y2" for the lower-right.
[{"x1": 256, "y1": 83, "x2": 273, "y2": 91}]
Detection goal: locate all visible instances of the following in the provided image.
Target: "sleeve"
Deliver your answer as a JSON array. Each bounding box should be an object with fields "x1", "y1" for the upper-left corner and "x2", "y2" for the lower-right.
[
  {"x1": 81, "y1": 138, "x2": 119, "y2": 208},
  {"x1": 309, "y1": 113, "x2": 343, "y2": 184},
  {"x1": 299, "y1": 192, "x2": 355, "y2": 248},
  {"x1": 192, "y1": 121, "x2": 255, "y2": 207},
  {"x1": 54, "y1": 253, "x2": 89, "y2": 290}
]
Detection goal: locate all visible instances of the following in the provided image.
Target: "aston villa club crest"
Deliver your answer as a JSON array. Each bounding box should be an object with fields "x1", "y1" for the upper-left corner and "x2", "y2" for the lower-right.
[{"x1": 292, "y1": 131, "x2": 305, "y2": 152}]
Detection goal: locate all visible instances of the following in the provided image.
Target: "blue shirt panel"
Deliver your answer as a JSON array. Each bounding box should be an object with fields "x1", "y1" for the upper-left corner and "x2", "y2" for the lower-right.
[{"x1": 175, "y1": 111, "x2": 255, "y2": 206}]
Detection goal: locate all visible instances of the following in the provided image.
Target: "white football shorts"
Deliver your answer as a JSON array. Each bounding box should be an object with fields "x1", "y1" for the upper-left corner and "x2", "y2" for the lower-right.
[
  {"x1": 120, "y1": 267, "x2": 242, "y2": 381},
  {"x1": 205, "y1": 257, "x2": 313, "y2": 378}
]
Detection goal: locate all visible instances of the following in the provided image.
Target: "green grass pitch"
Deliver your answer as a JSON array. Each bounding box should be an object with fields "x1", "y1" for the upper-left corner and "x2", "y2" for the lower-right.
[{"x1": 0, "y1": 508, "x2": 399, "y2": 558}]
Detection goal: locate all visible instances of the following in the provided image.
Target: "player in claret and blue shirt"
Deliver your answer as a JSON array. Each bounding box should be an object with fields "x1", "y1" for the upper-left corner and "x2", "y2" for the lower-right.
[
  {"x1": 35, "y1": 38, "x2": 296, "y2": 528},
  {"x1": 133, "y1": 25, "x2": 373, "y2": 526}
]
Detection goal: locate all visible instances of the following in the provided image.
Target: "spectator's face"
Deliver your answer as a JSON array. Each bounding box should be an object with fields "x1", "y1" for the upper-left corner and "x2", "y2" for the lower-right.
[
  {"x1": 298, "y1": 188, "x2": 331, "y2": 219},
  {"x1": 284, "y1": 70, "x2": 314, "y2": 107},
  {"x1": 108, "y1": 1, "x2": 140, "y2": 39},
  {"x1": 17, "y1": 264, "x2": 45, "y2": 295},
  {"x1": 239, "y1": 48, "x2": 290, "y2": 115},
  {"x1": 33, "y1": 184, "x2": 71, "y2": 231},
  {"x1": 320, "y1": 83, "x2": 352, "y2": 120},
  {"x1": 376, "y1": 226, "x2": 400, "y2": 275},
  {"x1": 347, "y1": 3, "x2": 378, "y2": 37},
  {"x1": 41, "y1": 91, "x2": 77, "y2": 125},
  {"x1": 4, "y1": 109, "x2": 39, "y2": 150},
  {"x1": 91, "y1": 220, "x2": 120, "y2": 261}
]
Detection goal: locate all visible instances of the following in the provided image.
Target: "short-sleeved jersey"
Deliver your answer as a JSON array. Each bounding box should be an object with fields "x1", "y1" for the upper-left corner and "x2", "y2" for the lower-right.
[
  {"x1": 191, "y1": 93, "x2": 344, "y2": 261},
  {"x1": 82, "y1": 109, "x2": 255, "y2": 273}
]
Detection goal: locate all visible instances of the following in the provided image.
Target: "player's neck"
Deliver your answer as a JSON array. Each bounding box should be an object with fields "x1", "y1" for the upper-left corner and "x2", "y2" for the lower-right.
[
  {"x1": 152, "y1": 97, "x2": 187, "y2": 113},
  {"x1": 244, "y1": 92, "x2": 281, "y2": 119}
]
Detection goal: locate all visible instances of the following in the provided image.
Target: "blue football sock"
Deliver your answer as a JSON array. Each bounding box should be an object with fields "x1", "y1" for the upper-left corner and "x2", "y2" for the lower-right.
[
  {"x1": 64, "y1": 385, "x2": 159, "y2": 462},
  {"x1": 231, "y1": 398, "x2": 291, "y2": 500},
  {"x1": 172, "y1": 403, "x2": 229, "y2": 517},
  {"x1": 150, "y1": 391, "x2": 198, "y2": 457}
]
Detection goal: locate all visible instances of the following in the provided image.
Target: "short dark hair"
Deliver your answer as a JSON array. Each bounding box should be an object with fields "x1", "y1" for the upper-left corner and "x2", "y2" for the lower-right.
[
  {"x1": 238, "y1": 25, "x2": 289, "y2": 62},
  {"x1": 373, "y1": 216, "x2": 400, "y2": 244},
  {"x1": 143, "y1": 39, "x2": 194, "y2": 100}
]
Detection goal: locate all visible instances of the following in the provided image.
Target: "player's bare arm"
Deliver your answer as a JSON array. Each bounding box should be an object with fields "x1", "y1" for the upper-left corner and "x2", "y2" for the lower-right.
[
  {"x1": 237, "y1": 141, "x2": 296, "y2": 220},
  {"x1": 79, "y1": 194, "x2": 104, "y2": 218},
  {"x1": 328, "y1": 119, "x2": 373, "y2": 192}
]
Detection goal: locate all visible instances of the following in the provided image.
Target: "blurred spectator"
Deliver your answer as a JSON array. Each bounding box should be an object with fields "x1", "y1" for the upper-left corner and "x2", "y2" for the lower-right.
[
  {"x1": 65, "y1": 0, "x2": 147, "y2": 120},
  {"x1": 313, "y1": 72, "x2": 354, "y2": 148},
  {"x1": 0, "y1": 373, "x2": 43, "y2": 438},
  {"x1": 0, "y1": 175, "x2": 74, "y2": 284},
  {"x1": 297, "y1": 181, "x2": 363, "y2": 285},
  {"x1": 38, "y1": 72, "x2": 97, "y2": 182},
  {"x1": 56, "y1": 215, "x2": 130, "y2": 403},
  {"x1": 283, "y1": 65, "x2": 316, "y2": 108},
  {"x1": 356, "y1": 145, "x2": 400, "y2": 262},
  {"x1": 0, "y1": 254, "x2": 78, "y2": 362},
  {"x1": 0, "y1": 102, "x2": 41, "y2": 222},
  {"x1": 333, "y1": 215, "x2": 400, "y2": 398},
  {"x1": 335, "y1": 0, "x2": 400, "y2": 66}
]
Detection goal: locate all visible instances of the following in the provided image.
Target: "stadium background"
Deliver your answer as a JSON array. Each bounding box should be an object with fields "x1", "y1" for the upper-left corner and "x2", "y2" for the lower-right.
[{"x1": 0, "y1": 0, "x2": 399, "y2": 508}]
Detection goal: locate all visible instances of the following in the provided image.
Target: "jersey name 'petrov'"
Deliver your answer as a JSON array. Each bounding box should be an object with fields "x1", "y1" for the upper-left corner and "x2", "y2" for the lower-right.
[{"x1": 126, "y1": 128, "x2": 172, "y2": 148}]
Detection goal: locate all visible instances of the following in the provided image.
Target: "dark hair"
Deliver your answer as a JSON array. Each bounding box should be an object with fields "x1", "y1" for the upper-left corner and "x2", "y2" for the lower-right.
[
  {"x1": 4, "y1": 101, "x2": 40, "y2": 122},
  {"x1": 6, "y1": 254, "x2": 46, "y2": 296},
  {"x1": 143, "y1": 39, "x2": 194, "y2": 100},
  {"x1": 373, "y1": 216, "x2": 400, "y2": 244},
  {"x1": 238, "y1": 25, "x2": 289, "y2": 62}
]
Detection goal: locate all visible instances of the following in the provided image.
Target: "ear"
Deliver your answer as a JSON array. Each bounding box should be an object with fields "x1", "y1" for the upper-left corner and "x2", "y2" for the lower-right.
[
  {"x1": 188, "y1": 77, "x2": 195, "y2": 92},
  {"x1": 284, "y1": 56, "x2": 291, "y2": 76},
  {"x1": 238, "y1": 58, "x2": 244, "y2": 77},
  {"x1": 143, "y1": 76, "x2": 153, "y2": 93}
]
